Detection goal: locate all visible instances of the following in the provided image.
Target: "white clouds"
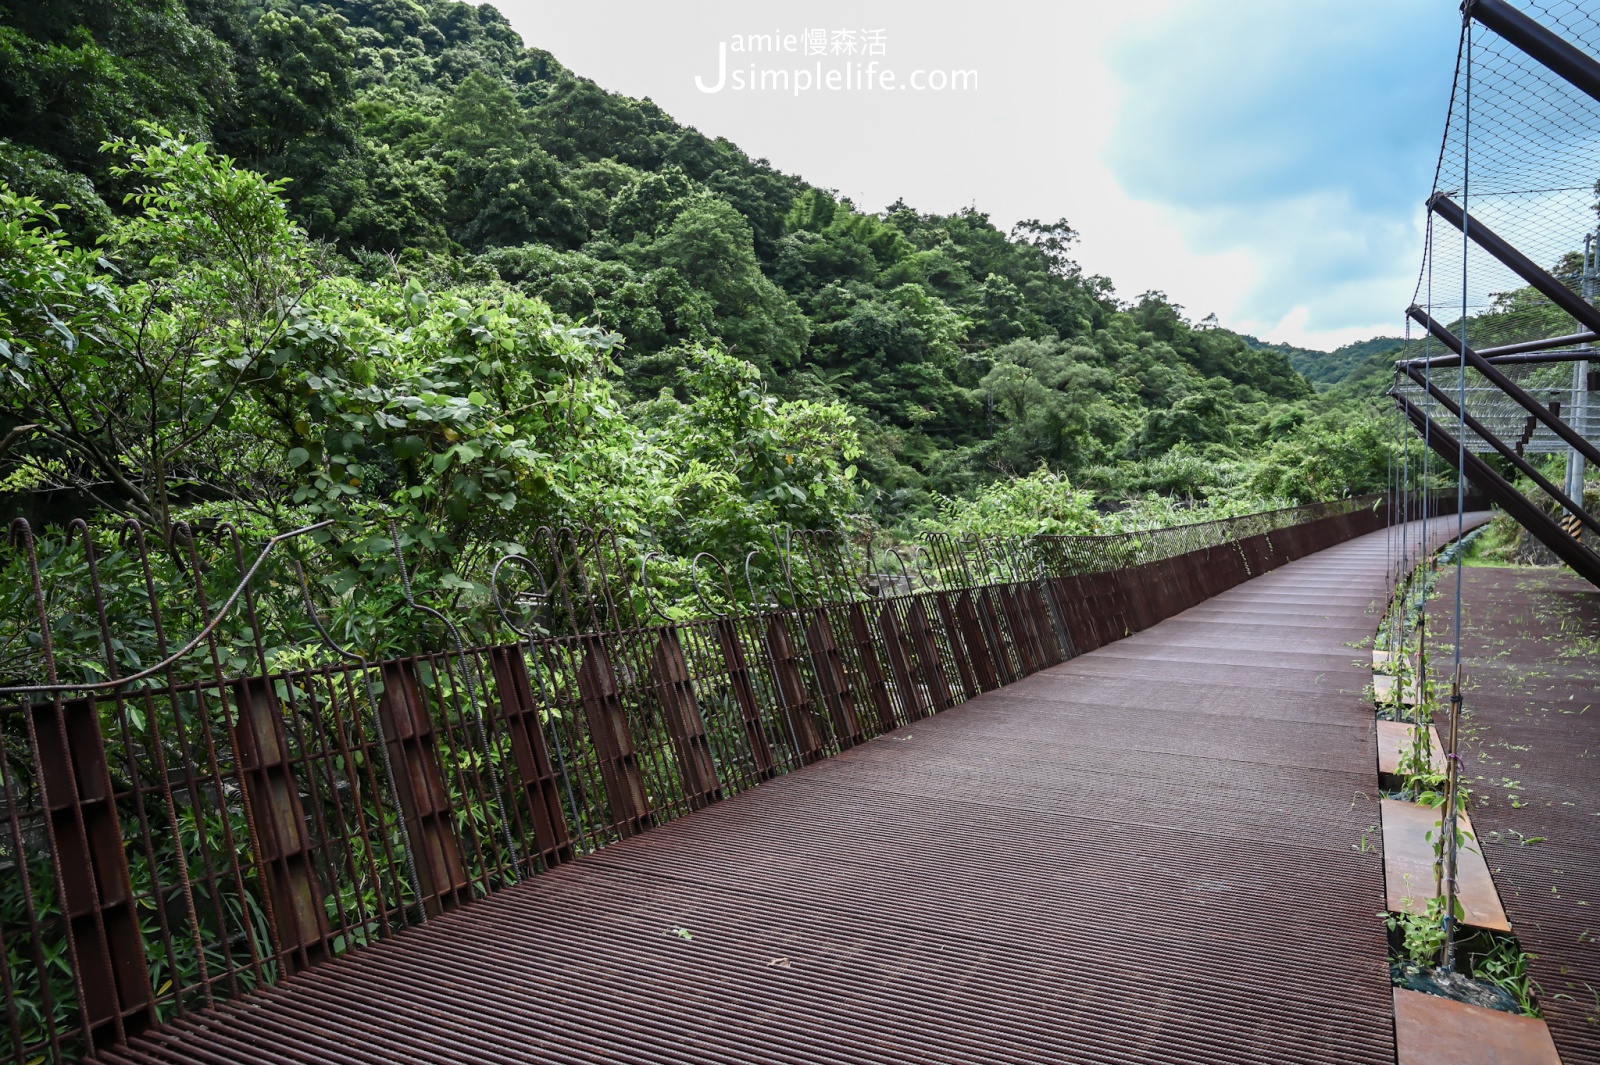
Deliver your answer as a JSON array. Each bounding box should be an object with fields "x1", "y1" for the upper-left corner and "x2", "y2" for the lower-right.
[
  {"x1": 488, "y1": 0, "x2": 1459, "y2": 349},
  {"x1": 1156, "y1": 189, "x2": 1429, "y2": 346},
  {"x1": 1101, "y1": 0, "x2": 1460, "y2": 345}
]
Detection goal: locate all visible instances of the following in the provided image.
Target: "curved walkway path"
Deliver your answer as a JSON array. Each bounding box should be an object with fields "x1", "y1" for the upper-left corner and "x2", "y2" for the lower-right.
[{"x1": 113, "y1": 519, "x2": 1479, "y2": 1065}]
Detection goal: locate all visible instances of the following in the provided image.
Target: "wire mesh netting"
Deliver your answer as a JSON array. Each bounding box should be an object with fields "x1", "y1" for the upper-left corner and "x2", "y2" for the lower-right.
[
  {"x1": 1396, "y1": 2, "x2": 1599, "y2": 469},
  {"x1": 1384, "y1": 0, "x2": 1600, "y2": 1023}
]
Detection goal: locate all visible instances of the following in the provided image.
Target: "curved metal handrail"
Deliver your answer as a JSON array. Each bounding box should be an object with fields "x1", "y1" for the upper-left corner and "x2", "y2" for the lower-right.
[{"x1": 0, "y1": 518, "x2": 334, "y2": 698}]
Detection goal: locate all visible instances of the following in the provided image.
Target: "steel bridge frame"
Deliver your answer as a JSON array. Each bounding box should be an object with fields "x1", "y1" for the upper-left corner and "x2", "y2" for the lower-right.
[{"x1": 1394, "y1": 0, "x2": 1600, "y2": 585}]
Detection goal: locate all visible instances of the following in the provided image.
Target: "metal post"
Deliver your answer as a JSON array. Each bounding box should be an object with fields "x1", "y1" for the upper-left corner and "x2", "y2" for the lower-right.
[
  {"x1": 488, "y1": 647, "x2": 575, "y2": 868},
  {"x1": 230, "y1": 678, "x2": 330, "y2": 972},
  {"x1": 1439, "y1": 666, "x2": 1465, "y2": 970},
  {"x1": 765, "y1": 616, "x2": 825, "y2": 763},
  {"x1": 649, "y1": 630, "x2": 723, "y2": 809},
  {"x1": 376, "y1": 661, "x2": 472, "y2": 915},
  {"x1": 878, "y1": 601, "x2": 928, "y2": 722},
  {"x1": 1408, "y1": 304, "x2": 1600, "y2": 468},
  {"x1": 844, "y1": 601, "x2": 899, "y2": 732},
  {"x1": 713, "y1": 617, "x2": 777, "y2": 779},
  {"x1": 1566, "y1": 358, "x2": 1590, "y2": 535},
  {"x1": 575, "y1": 637, "x2": 653, "y2": 836},
  {"x1": 804, "y1": 610, "x2": 864, "y2": 748},
  {"x1": 29, "y1": 696, "x2": 154, "y2": 1050},
  {"x1": 1569, "y1": 233, "x2": 1596, "y2": 532},
  {"x1": 1465, "y1": 0, "x2": 1600, "y2": 105}
]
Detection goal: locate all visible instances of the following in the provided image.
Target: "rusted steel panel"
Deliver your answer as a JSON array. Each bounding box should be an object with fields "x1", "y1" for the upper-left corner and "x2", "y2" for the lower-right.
[
  {"x1": 1013, "y1": 583, "x2": 1057, "y2": 671},
  {"x1": 29, "y1": 696, "x2": 154, "y2": 1050},
  {"x1": 230, "y1": 677, "x2": 331, "y2": 971},
  {"x1": 803, "y1": 611, "x2": 864, "y2": 748},
  {"x1": 1240, "y1": 533, "x2": 1274, "y2": 576},
  {"x1": 974, "y1": 590, "x2": 1017, "y2": 686},
  {"x1": 950, "y1": 590, "x2": 999, "y2": 692},
  {"x1": 1065, "y1": 573, "x2": 1111, "y2": 653},
  {"x1": 649, "y1": 630, "x2": 722, "y2": 810},
  {"x1": 844, "y1": 602, "x2": 898, "y2": 732},
  {"x1": 487, "y1": 647, "x2": 574, "y2": 868},
  {"x1": 1023, "y1": 583, "x2": 1067, "y2": 665},
  {"x1": 995, "y1": 585, "x2": 1039, "y2": 676},
  {"x1": 376, "y1": 660, "x2": 471, "y2": 914},
  {"x1": 903, "y1": 599, "x2": 954, "y2": 712},
  {"x1": 714, "y1": 618, "x2": 776, "y2": 779},
  {"x1": 575, "y1": 638, "x2": 653, "y2": 836},
  {"x1": 1045, "y1": 576, "x2": 1089, "y2": 657},
  {"x1": 929, "y1": 592, "x2": 981, "y2": 699},
  {"x1": 764, "y1": 616, "x2": 826, "y2": 763},
  {"x1": 1393, "y1": 988, "x2": 1562, "y2": 1065},
  {"x1": 876, "y1": 600, "x2": 928, "y2": 722}
]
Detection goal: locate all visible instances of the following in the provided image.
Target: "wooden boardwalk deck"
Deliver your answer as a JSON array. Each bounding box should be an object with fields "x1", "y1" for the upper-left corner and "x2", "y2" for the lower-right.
[
  {"x1": 1433, "y1": 565, "x2": 1600, "y2": 1065},
  {"x1": 107, "y1": 519, "x2": 1478, "y2": 1065}
]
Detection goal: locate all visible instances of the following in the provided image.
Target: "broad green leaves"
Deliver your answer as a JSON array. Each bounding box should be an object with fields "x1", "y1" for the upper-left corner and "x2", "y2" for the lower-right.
[{"x1": 0, "y1": 132, "x2": 864, "y2": 611}]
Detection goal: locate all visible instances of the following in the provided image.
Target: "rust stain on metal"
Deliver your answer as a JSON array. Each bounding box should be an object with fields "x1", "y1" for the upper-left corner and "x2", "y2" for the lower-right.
[
  {"x1": 1376, "y1": 719, "x2": 1446, "y2": 776},
  {"x1": 1382, "y1": 798, "x2": 1511, "y2": 932},
  {"x1": 1393, "y1": 988, "x2": 1561, "y2": 1065}
]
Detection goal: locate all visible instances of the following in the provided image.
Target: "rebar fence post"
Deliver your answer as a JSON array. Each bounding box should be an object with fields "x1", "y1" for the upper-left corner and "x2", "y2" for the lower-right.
[
  {"x1": 488, "y1": 647, "x2": 575, "y2": 868},
  {"x1": 229, "y1": 678, "x2": 331, "y2": 971},
  {"x1": 29, "y1": 696, "x2": 154, "y2": 1050},
  {"x1": 376, "y1": 660, "x2": 471, "y2": 916},
  {"x1": 649, "y1": 630, "x2": 723, "y2": 810},
  {"x1": 576, "y1": 637, "x2": 653, "y2": 836}
]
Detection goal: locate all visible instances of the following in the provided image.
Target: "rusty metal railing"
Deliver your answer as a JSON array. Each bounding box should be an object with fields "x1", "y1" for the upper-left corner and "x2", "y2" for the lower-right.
[
  {"x1": 0, "y1": 494, "x2": 1450, "y2": 1063},
  {"x1": 922, "y1": 495, "x2": 1388, "y2": 587}
]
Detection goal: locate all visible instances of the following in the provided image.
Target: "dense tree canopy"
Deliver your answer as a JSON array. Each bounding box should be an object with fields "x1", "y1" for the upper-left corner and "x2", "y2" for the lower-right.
[{"x1": 0, "y1": 0, "x2": 1410, "y2": 556}]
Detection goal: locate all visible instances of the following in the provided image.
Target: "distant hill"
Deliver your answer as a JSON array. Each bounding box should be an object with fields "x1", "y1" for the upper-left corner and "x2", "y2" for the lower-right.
[{"x1": 1244, "y1": 335, "x2": 1404, "y2": 388}]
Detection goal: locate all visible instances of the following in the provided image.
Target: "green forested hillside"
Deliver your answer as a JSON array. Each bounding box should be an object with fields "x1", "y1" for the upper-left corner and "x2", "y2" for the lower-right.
[
  {"x1": 1250, "y1": 335, "x2": 1405, "y2": 388},
  {"x1": 0, "y1": 0, "x2": 1402, "y2": 552}
]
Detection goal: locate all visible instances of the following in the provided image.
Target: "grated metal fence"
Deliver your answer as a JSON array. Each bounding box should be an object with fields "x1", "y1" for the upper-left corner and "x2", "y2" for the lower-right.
[{"x1": 0, "y1": 493, "x2": 1455, "y2": 1063}]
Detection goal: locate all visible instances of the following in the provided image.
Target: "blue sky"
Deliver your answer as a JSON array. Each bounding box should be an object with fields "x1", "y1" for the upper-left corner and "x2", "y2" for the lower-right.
[
  {"x1": 497, "y1": 0, "x2": 1467, "y2": 349},
  {"x1": 1106, "y1": 1, "x2": 1463, "y2": 342}
]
